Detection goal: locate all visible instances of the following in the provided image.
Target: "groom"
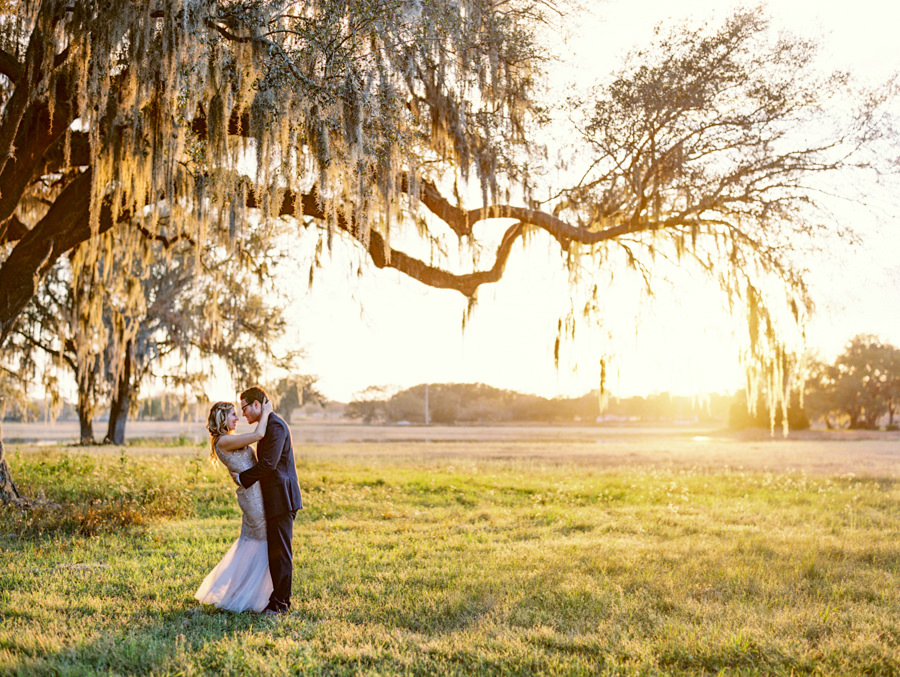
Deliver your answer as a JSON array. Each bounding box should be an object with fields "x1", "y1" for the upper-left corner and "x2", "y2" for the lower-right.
[{"x1": 233, "y1": 385, "x2": 303, "y2": 615}]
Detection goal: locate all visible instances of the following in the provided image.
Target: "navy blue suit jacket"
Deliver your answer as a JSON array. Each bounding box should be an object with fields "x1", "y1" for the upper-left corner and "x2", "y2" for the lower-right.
[{"x1": 238, "y1": 413, "x2": 302, "y2": 518}]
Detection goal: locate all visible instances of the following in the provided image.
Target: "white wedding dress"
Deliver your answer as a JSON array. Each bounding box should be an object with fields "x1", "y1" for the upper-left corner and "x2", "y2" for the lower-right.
[{"x1": 194, "y1": 445, "x2": 273, "y2": 613}]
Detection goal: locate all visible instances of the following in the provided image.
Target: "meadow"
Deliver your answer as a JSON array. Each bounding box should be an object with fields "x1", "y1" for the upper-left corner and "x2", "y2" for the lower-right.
[{"x1": 1, "y1": 426, "x2": 899, "y2": 676}]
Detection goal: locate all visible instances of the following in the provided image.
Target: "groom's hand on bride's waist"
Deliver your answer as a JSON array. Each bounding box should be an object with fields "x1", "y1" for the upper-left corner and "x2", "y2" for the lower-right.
[{"x1": 229, "y1": 471, "x2": 242, "y2": 487}]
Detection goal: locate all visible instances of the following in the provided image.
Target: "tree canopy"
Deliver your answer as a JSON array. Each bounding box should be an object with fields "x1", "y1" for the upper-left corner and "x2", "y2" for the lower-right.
[
  {"x1": 0, "y1": 0, "x2": 549, "y2": 342},
  {"x1": 805, "y1": 335, "x2": 900, "y2": 429},
  {"x1": 0, "y1": 2, "x2": 897, "y2": 504}
]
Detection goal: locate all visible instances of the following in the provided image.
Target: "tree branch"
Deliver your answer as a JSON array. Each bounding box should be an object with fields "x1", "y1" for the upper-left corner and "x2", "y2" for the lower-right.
[
  {"x1": 0, "y1": 49, "x2": 22, "y2": 83},
  {"x1": 0, "y1": 170, "x2": 126, "y2": 346},
  {"x1": 0, "y1": 215, "x2": 29, "y2": 244},
  {"x1": 205, "y1": 20, "x2": 254, "y2": 44},
  {"x1": 134, "y1": 224, "x2": 197, "y2": 249},
  {"x1": 368, "y1": 223, "x2": 527, "y2": 297},
  {"x1": 0, "y1": 83, "x2": 75, "y2": 243}
]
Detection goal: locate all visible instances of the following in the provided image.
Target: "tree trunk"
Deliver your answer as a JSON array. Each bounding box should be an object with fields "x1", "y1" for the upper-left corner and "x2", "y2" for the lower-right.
[
  {"x1": 77, "y1": 386, "x2": 95, "y2": 445},
  {"x1": 78, "y1": 407, "x2": 94, "y2": 445},
  {"x1": 105, "y1": 389, "x2": 129, "y2": 446},
  {"x1": 104, "y1": 342, "x2": 133, "y2": 446},
  {"x1": 0, "y1": 423, "x2": 27, "y2": 506},
  {"x1": 871, "y1": 412, "x2": 882, "y2": 430}
]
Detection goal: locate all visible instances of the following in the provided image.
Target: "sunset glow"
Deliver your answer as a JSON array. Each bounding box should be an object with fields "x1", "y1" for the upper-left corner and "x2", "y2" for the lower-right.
[{"x1": 210, "y1": 0, "x2": 900, "y2": 405}]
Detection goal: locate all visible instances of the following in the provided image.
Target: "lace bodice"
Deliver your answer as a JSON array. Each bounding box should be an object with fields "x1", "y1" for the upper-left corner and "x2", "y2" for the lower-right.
[
  {"x1": 213, "y1": 441, "x2": 266, "y2": 541},
  {"x1": 215, "y1": 443, "x2": 257, "y2": 473}
]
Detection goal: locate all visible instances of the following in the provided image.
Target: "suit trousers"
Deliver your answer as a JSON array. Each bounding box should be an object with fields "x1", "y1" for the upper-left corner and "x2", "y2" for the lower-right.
[{"x1": 266, "y1": 509, "x2": 297, "y2": 611}]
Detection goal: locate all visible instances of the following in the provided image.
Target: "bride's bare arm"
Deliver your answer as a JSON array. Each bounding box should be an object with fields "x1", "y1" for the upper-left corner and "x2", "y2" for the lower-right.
[{"x1": 215, "y1": 401, "x2": 274, "y2": 452}]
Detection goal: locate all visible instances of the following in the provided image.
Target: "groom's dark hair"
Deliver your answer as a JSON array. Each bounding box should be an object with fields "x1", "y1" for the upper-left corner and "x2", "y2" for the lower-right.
[{"x1": 240, "y1": 385, "x2": 268, "y2": 405}]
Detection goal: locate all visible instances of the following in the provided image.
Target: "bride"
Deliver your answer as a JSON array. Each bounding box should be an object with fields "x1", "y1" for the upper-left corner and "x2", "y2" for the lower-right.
[{"x1": 195, "y1": 398, "x2": 275, "y2": 612}]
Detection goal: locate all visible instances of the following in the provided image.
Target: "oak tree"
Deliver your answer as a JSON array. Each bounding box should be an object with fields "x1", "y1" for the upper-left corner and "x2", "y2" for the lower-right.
[
  {"x1": 0, "y1": 2, "x2": 893, "y2": 503},
  {"x1": 805, "y1": 336, "x2": 900, "y2": 429}
]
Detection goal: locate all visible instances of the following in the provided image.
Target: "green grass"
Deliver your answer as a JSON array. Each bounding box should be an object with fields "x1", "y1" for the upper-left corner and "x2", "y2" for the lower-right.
[{"x1": 1, "y1": 440, "x2": 899, "y2": 675}]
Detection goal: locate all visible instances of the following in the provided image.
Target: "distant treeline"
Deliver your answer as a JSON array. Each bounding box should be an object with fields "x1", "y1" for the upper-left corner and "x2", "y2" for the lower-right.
[
  {"x1": 2, "y1": 394, "x2": 206, "y2": 424},
  {"x1": 344, "y1": 383, "x2": 737, "y2": 425},
  {"x1": 4, "y1": 383, "x2": 811, "y2": 430}
]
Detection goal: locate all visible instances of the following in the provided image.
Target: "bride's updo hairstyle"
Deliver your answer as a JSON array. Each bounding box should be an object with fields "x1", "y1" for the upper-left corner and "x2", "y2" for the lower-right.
[{"x1": 206, "y1": 402, "x2": 234, "y2": 464}]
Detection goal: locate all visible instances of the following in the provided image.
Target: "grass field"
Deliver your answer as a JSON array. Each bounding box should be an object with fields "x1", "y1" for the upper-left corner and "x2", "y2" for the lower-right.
[{"x1": 1, "y1": 428, "x2": 899, "y2": 675}]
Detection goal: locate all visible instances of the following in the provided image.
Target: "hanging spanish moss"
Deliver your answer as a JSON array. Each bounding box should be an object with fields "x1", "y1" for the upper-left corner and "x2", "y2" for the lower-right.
[
  {"x1": 2, "y1": 0, "x2": 543, "y2": 341},
  {"x1": 0, "y1": 1, "x2": 895, "y2": 504}
]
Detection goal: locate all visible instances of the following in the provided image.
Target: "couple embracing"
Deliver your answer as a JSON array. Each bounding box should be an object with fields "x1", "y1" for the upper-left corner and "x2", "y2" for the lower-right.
[{"x1": 195, "y1": 386, "x2": 303, "y2": 615}]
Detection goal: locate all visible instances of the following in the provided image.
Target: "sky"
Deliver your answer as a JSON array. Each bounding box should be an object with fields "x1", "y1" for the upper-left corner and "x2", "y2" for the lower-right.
[{"x1": 216, "y1": 0, "x2": 900, "y2": 405}]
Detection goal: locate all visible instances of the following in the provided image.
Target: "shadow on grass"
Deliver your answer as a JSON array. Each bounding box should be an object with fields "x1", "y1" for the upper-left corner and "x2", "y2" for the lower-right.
[{"x1": 3, "y1": 603, "x2": 316, "y2": 676}]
